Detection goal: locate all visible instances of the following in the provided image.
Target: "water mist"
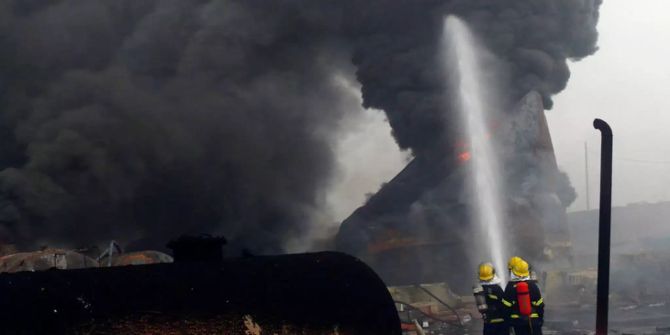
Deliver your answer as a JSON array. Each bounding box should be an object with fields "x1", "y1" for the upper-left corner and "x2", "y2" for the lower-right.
[{"x1": 443, "y1": 16, "x2": 507, "y2": 282}]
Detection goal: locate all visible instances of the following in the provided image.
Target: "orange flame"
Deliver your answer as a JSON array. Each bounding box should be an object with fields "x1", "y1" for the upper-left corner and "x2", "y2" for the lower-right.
[{"x1": 458, "y1": 151, "x2": 471, "y2": 162}]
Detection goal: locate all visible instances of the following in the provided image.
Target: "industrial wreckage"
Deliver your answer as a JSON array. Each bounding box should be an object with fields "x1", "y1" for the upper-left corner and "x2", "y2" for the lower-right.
[
  {"x1": 0, "y1": 91, "x2": 572, "y2": 335},
  {"x1": 0, "y1": 237, "x2": 476, "y2": 335},
  {"x1": 0, "y1": 120, "x2": 655, "y2": 335},
  {"x1": 0, "y1": 235, "x2": 401, "y2": 334},
  {"x1": 336, "y1": 91, "x2": 573, "y2": 291}
]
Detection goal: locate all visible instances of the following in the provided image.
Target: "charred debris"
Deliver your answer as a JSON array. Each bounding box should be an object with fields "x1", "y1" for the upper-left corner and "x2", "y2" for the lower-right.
[{"x1": 0, "y1": 235, "x2": 401, "y2": 335}]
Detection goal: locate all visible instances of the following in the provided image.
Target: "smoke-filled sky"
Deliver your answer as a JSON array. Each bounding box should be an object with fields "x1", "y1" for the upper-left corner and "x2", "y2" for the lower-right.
[
  {"x1": 548, "y1": 0, "x2": 670, "y2": 212},
  {"x1": 0, "y1": 0, "x2": 602, "y2": 252},
  {"x1": 335, "y1": 0, "x2": 670, "y2": 217},
  {"x1": 0, "y1": 1, "x2": 360, "y2": 252}
]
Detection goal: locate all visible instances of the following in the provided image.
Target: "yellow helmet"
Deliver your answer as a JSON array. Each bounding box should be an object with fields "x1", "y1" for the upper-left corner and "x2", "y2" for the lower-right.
[
  {"x1": 508, "y1": 256, "x2": 523, "y2": 270},
  {"x1": 478, "y1": 262, "x2": 495, "y2": 281},
  {"x1": 512, "y1": 259, "x2": 530, "y2": 278}
]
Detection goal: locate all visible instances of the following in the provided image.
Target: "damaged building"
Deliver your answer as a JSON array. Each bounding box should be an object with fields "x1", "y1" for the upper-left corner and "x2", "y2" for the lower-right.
[
  {"x1": 337, "y1": 91, "x2": 576, "y2": 290},
  {"x1": 0, "y1": 242, "x2": 172, "y2": 273}
]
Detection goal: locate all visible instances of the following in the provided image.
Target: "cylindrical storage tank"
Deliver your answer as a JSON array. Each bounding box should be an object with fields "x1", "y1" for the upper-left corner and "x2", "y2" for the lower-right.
[{"x1": 0, "y1": 251, "x2": 400, "y2": 335}]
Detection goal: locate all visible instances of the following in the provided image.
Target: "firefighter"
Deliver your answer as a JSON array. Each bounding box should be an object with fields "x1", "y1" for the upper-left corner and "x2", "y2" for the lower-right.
[
  {"x1": 502, "y1": 260, "x2": 544, "y2": 335},
  {"x1": 508, "y1": 256, "x2": 523, "y2": 273},
  {"x1": 473, "y1": 262, "x2": 508, "y2": 335},
  {"x1": 509, "y1": 256, "x2": 538, "y2": 285}
]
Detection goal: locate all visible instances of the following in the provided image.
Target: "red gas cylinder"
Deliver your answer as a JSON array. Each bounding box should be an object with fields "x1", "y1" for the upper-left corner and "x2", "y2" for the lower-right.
[{"x1": 516, "y1": 282, "x2": 532, "y2": 316}]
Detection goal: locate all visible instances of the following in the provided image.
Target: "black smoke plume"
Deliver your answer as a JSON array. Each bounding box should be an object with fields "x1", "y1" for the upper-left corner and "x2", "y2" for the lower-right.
[
  {"x1": 0, "y1": 0, "x2": 355, "y2": 252},
  {"x1": 351, "y1": 0, "x2": 602, "y2": 154},
  {"x1": 0, "y1": 1, "x2": 601, "y2": 252}
]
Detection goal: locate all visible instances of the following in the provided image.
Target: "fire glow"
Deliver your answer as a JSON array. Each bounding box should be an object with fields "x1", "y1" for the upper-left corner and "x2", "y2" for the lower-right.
[{"x1": 458, "y1": 151, "x2": 472, "y2": 162}]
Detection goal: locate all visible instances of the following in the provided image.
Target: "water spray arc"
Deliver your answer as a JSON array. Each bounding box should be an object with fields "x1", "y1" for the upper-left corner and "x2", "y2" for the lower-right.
[{"x1": 443, "y1": 16, "x2": 507, "y2": 281}]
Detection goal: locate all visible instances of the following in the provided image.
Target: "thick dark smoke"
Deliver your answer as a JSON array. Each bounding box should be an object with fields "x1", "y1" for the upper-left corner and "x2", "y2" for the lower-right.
[
  {"x1": 0, "y1": 1, "x2": 600, "y2": 253},
  {"x1": 338, "y1": 0, "x2": 600, "y2": 287},
  {"x1": 351, "y1": 0, "x2": 602, "y2": 154},
  {"x1": 0, "y1": 1, "x2": 355, "y2": 252}
]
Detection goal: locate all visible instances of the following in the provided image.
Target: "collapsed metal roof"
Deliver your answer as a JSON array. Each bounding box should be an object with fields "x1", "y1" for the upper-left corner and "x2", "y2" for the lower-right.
[{"x1": 0, "y1": 249, "x2": 173, "y2": 274}]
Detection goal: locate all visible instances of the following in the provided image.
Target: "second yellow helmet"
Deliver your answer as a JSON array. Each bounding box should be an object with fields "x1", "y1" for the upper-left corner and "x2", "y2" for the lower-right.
[
  {"x1": 479, "y1": 262, "x2": 495, "y2": 281},
  {"x1": 508, "y1": 256, "x2": 523, "y2": 270},
  {"x1": 512, "y1": 259, "x2": 530, "y2": 278}
]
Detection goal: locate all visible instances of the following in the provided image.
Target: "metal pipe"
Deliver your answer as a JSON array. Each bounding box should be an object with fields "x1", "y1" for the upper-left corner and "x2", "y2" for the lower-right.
[
  {"x1": 585, "y1": 141, "x2": 591, "y2": 210},
  {"x1": 108, "y1": 240, "x2": 115, "y2": 267},
  {"x1": 593, "y1": 118, "x2": 613, "y2": 335},
  {"x1": 415, "y1": 285, "x2": 463, "y2": 326}
]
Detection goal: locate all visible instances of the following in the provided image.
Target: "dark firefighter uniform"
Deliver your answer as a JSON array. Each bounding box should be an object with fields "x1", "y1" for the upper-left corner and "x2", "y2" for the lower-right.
[
  {"x1": 502, "y1": 260, "x2": 544, "y2": 335},
  {"x1": 475, "y1": 263, "x2": 508, "y2": 335},
  {"x1": 481, "y1": 283, "x2": 508, "y2": 335}
]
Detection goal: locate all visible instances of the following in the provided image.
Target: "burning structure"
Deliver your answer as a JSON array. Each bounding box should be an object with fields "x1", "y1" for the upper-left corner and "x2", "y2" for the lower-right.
[
  {"x1": 337, "y1": 91, "x2": 576, "y2": 290},
  {"x1": 0, "y1": 1, "x2": 601, "y2": 259},
  {"x1": 0, "y1": 1, "x2": 605, "y2": 334}
]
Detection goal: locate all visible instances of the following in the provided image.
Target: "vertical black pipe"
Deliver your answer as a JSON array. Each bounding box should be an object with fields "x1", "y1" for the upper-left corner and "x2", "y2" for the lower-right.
[{"x1": 593, "y1": 119, "x2": 613, "y2": 335}]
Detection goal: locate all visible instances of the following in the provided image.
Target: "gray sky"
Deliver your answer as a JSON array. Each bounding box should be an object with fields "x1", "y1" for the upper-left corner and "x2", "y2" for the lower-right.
[
  {"x1": 548, "y1": 0, "x2": 670, "y2": 212},
  {"x1": 325, "y1": 0, "x2": 670, "y2": 225}
]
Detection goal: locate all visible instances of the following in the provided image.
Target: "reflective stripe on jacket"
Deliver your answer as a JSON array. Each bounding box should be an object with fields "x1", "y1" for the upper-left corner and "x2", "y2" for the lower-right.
[{"x1": 481, "y1": 283, "x2": 507, "y2": 324}]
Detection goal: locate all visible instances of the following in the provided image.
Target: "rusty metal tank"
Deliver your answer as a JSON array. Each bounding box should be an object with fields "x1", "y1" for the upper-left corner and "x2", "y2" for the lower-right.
[{"x1": 0, "y1": 250, "x2": 401, "y2": 334}]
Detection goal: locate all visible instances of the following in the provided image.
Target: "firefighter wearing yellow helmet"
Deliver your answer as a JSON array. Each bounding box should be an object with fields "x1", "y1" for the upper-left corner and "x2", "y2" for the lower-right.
[
  {"x1": 508, "y1": 256, "x2": 538, "y2": 283},
  {"x1": 502, "y1": 259, "x2": 544, "y2": 335},
  {"x1": 473, "y1": 262, "x2": 508, "y2": 335},
  {"x1": 508, "y1": 256, "x2": 523, "y2": 272}
]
